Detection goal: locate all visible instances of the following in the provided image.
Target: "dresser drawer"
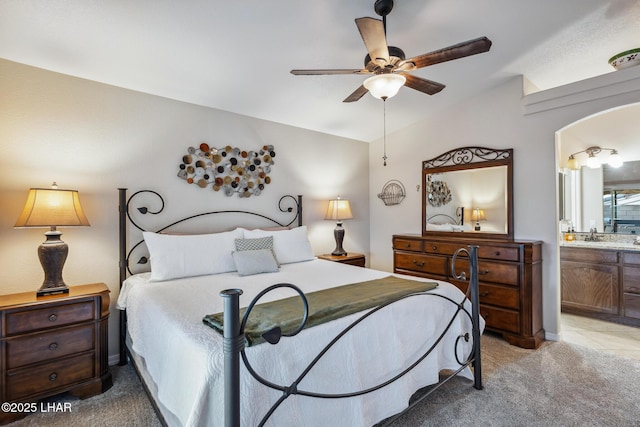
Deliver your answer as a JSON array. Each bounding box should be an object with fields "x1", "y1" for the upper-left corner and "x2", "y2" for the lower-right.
[
  {"x1": 450, "y1": 280, "x2": 519, "y2": 309},
  {"x1": 393, "y1": 238, "x2": 423, "y2": 252},
  {"x1": 6, "y1": 324, "x2": 94, "y2": 370},
  {"x1": 452, "y1": 259, "x2": 520, "y2": 286},
  {"x1": 477, "y1": 245, "x2": 520, "y2": 262},
  {"x1": 6, "y1": 352, "x2": 95, "y2": 401},
  {"x1": 394, "y1": 252, "x2": 447, "y2": 276},
  {"x1": 480, "y1": 305, "x2": 520, "y2": 334},
  {"x1": 423, "y1": 241, "x2": 464, "y2": 256},
  {"x1": 6, "y1": 301, "x2": 95, "y2": 336}
]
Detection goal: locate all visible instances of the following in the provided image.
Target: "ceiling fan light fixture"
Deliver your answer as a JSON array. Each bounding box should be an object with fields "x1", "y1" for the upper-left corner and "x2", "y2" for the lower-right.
[{"x1": 363, "y1": 74, "x2": 406, "y2": 100}]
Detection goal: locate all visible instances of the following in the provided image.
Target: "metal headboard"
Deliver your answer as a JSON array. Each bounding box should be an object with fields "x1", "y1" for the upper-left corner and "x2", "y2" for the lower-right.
[{"x1": 117, "y1": 188, "x2": 302, "y2": 364}]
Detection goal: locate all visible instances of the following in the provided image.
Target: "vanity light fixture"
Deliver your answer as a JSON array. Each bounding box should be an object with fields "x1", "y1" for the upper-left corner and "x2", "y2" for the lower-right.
[{"x1": 567, "y1": 146, "x2": 623, "y2": 170}]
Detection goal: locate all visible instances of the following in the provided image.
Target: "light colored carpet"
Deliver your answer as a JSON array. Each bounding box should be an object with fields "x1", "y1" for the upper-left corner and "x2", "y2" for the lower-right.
[{"x1": 9, "y1": 333, "x2": 640, "y2": 426}]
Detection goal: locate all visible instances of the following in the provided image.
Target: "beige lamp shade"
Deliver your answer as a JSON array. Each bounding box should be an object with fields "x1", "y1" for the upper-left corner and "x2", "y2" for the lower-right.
[
  {"x1": 471, "y1": 208, "x2": 486, "y2": 222},
  {"x1": 325, "y1": 198, "x2": 354, "y2": 221},
  {"x1": 15, "y1": 188, "x2": 90, "y2": 228}
]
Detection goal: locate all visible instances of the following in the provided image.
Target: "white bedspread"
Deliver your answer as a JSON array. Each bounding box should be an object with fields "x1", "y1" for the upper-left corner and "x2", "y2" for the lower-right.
[{"x1": 117, "y1": 259, "x2": 482, "y2": 427}]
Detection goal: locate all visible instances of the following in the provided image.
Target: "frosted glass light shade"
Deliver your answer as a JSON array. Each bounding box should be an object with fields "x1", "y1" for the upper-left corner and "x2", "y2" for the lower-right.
[
  {"x1": 586, "y1": 154, "x2": 601, "y2": 169},
  {"x1": 608, "y1": 150, "x2": 623, "y2": 168},
  {"x1": 363, "y1": 74, "x2": 406, "y2": 100}
]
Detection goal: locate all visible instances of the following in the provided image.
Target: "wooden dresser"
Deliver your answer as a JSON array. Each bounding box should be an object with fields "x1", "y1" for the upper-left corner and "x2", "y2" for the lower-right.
[
  {"x1": 393, "y1": 234, "x2": 544, "y2": 349},
  {"x1": 0, "y1": 283, "x2": 112, "y2": 424}
]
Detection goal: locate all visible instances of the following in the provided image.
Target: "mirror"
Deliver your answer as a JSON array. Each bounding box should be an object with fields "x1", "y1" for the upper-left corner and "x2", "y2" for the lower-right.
[
  {"x1": 422, "y1": 147, "x2": 514, "y2": 239},
  {"x1": 560, "y1": 160, "x2": 640, "y2": 234}
]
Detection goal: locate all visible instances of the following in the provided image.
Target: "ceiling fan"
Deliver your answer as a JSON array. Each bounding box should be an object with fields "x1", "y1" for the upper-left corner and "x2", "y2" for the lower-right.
[{"x1": 290, "y1": 0, "x2": 492, "y2": 102}]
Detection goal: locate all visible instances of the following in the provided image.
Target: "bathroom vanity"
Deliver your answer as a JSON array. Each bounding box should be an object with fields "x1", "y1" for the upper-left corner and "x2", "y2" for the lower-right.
[{"x1": 560, "y1": 241, "x2": 640, "y2": 326}]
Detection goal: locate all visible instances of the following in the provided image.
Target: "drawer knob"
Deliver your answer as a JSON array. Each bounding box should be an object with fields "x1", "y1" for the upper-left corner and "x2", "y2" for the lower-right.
[
  {"x1": 479, "y1": 269, "x2": 490, "y2": 275},
  {"x1": 412, "y1": 259, "x2": 425, "y2": 267},
  {"x1": 480, "y1": 291, "x2": 490, "y2": 297},
  {"x1": 405, "y1": 243, "x2": 411, "y2": 248},
  {"x1": 494, "y1": 251, "x2": 501, "y2": 256},
  {"x1": 49, "y1": 314, "x2": 58, "y2": 322},
  {"x1": 49, "y1": 373, "x2": 58, "y2": 381},
  {"x1": 49, "y1": 342, "x2": 58, "y2": 351},
  {"x1": 431, "y1": 245, "x2": 437, "y2": 251}
]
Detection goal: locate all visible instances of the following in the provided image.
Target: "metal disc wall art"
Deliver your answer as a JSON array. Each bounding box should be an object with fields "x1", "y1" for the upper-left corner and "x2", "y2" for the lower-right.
[
  {"x1": 427, "y1": 176, "x2": 452, "y2": 207},
  {"x1": 177, "y1": 143, "x2": 275, "y2": 197}
]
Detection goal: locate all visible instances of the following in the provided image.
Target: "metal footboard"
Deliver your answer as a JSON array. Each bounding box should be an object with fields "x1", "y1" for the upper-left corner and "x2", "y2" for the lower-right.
[{"x1": 221, "y1": 245, "x2": 483, "y2": 427}]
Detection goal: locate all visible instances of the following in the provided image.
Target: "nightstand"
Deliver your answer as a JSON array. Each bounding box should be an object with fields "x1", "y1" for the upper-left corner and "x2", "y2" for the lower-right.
[
  {"x1": 0, "y1": 283, "x2": 112, "y2": 424},
  {"x1": 317, "y1": 253, "x2": 366, "y2": 267}
]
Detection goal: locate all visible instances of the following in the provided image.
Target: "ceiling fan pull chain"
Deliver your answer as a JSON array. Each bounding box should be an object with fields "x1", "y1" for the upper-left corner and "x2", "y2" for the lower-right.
[{"x1": 383, "y1": 99, "x2": 388, "y2": 166}]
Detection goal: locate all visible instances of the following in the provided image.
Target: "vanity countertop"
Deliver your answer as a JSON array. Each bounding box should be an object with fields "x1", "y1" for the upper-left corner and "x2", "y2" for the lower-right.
[{"x1": 560, "y1": 240, "x2": 640, "y2": 251}]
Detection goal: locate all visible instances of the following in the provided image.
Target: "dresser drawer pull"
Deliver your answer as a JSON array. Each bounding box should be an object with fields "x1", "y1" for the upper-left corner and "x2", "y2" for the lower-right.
[
  {"x1": 479, "y1": 269, "x2": 490, "y2": 275},
  {"x1": 405, "y1": 243, "x2": 412, "y2": 248},
  {"x1": 48, "y1": 342, "x2": 58, "y2": 351},
  {"x1": 431, "y1": 245, "x2": 438, "y2": 251},
  {"x1": 481, "y1": 312, "x2": 490, "y2": 319},
  {"x1": 412, "y1": 259, "x2": 425, "y2": 267},
  {"x1": 49, "y1": 373, "x2": 58, "y2": 381},
  {"x1": 494, "y1": 251, "x2": 501, "y2": 256},
  {"x1": 480, "y1": 291, "x2": 490, "y2": 297},
  {"x1": 49, "y1": 314, "x2": 58, "y2": 322}
]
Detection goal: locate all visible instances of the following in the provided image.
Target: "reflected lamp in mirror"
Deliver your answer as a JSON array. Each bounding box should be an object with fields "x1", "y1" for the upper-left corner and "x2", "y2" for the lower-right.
[
  {"x1": 471, "y1": 208, "x2": 486, "y2": 231},
  {"x1": 567, "y1": 146, "x2": 623, "y2": 170},
  {"x1": 325, "y1": 197, "x2": 353, "y2": 256},
  {"x1": 14, "y1": 183, "x2": 90, "y2": 296}
]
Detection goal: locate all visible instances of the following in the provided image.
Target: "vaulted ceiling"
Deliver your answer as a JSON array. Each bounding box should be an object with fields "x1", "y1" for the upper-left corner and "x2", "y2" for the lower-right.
[{"x1": 1, "y1": 1, "x2": 639, "y2": 142}]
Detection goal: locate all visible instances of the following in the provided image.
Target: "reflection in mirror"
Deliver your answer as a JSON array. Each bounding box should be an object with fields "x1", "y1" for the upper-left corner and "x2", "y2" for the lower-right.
[
  {"x1": 560, "y1": 160, "x2": 640, "y2": 234},
  {"x1": 422, "y1": 147, "x2": 513, "y2": 239}
]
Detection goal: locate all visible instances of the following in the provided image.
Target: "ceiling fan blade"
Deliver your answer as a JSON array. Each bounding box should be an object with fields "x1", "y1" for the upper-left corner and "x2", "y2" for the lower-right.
[
  {"x1": 355, "y1": 17, "x2": 389, "y2": 65},
  {"x1": 402, "y1": 74, "x2": 446, "y2": 95},
  {"x1": 291, "y1": 69, "x2": 368, "y2": 75},
  {"x1": 343, "y1": 85, "x2": 369, "y2": 103},
  {"x1": 400, "y1": 36, "x2": 492, "y2": 70}
]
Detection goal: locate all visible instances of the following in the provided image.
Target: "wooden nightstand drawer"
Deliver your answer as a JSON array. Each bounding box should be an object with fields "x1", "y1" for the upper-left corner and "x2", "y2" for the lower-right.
[
  {"x1": 6, "y1": 301, "x2": 95, "y2": 336},
  {"x1": 6, "y1": 352, "x2": 95, "y2": 401},
  {"x1": 6, "y1": 324, "x2": 94, "y2": 369}
]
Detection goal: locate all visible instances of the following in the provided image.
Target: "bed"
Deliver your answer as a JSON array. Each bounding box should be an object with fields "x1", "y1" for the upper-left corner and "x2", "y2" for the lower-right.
[{"x1": 116, "y1": 189, "x2": 484, "y2": 427}]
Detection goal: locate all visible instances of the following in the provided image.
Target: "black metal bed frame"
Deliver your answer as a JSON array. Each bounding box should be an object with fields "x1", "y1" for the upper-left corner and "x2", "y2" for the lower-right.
[{"x1": 117, "y1": 188, "x2": 483, "y2": 427}]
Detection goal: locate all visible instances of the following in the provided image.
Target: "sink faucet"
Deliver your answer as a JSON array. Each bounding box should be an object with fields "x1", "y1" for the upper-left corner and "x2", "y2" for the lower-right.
[{"x1": 585, "y1": 228, "x2": 600, "y2": 241}]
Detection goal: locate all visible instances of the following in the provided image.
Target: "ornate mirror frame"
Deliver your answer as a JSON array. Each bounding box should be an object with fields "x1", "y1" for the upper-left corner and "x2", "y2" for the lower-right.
[{"x1": 422, "y1": 146, "x2": 514, "y2": 240}]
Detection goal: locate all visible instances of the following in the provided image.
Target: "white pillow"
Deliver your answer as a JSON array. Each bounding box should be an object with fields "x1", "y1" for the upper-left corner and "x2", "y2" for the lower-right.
[
  {"x1": 242, "y1": 226, "x2": 315, "y2": 264},
  {"x1": 426, "y1": 223, "x2": 454, "y2": 231},
  {"x1": 232, "y1": 249, "x2": 279, "y2": 276},
  {"x1": 143, "y1": 228, "x2": 243, "y2": 281}
]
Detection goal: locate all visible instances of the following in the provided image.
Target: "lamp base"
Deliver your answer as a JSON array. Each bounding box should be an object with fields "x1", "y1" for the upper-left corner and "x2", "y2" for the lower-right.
[
  {"x1": 474, "y1": 222, "x2": 481, "y2": 231},
  {"x1": 331, "y1": 222, "x2": 348, "y2": 256},
  {"x1": 37, "y1": 229, "x2": 69, "y2": 295},
  {"x1": 37, "y1": 285, "x2": 70, "y2": 297}
]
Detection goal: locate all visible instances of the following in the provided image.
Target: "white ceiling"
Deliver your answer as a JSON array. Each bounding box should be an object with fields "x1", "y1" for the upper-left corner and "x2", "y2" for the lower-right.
[{"x1": 1, "y1": 0, "x2": 640, "y2": 142}]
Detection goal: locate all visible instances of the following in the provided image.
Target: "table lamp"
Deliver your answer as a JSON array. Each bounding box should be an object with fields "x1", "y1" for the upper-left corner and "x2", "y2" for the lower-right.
[
  {"x1": 15, "y1": 183, "x2": 90, "y2": 296},
  {"x1": 472, "y1": 208, "x2": 486, "y2": 231},
  {"x1": 325, "y1": 197, "x2": 353, "y2": 256}
]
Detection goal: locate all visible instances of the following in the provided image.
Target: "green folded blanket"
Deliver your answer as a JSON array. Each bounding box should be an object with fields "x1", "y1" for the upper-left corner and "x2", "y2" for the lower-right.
[{"x1": 203, "y1": 276, "x2": 438, "y2": 346}]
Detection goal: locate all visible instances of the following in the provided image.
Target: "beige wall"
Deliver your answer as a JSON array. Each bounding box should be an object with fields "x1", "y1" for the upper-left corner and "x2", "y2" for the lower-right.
[
  {"x1": 368, "y1": 68, "x2": 640, "y2": 340},
  {"x1": 0, "y1": 59, "x2": 370, "y2": 361}
]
